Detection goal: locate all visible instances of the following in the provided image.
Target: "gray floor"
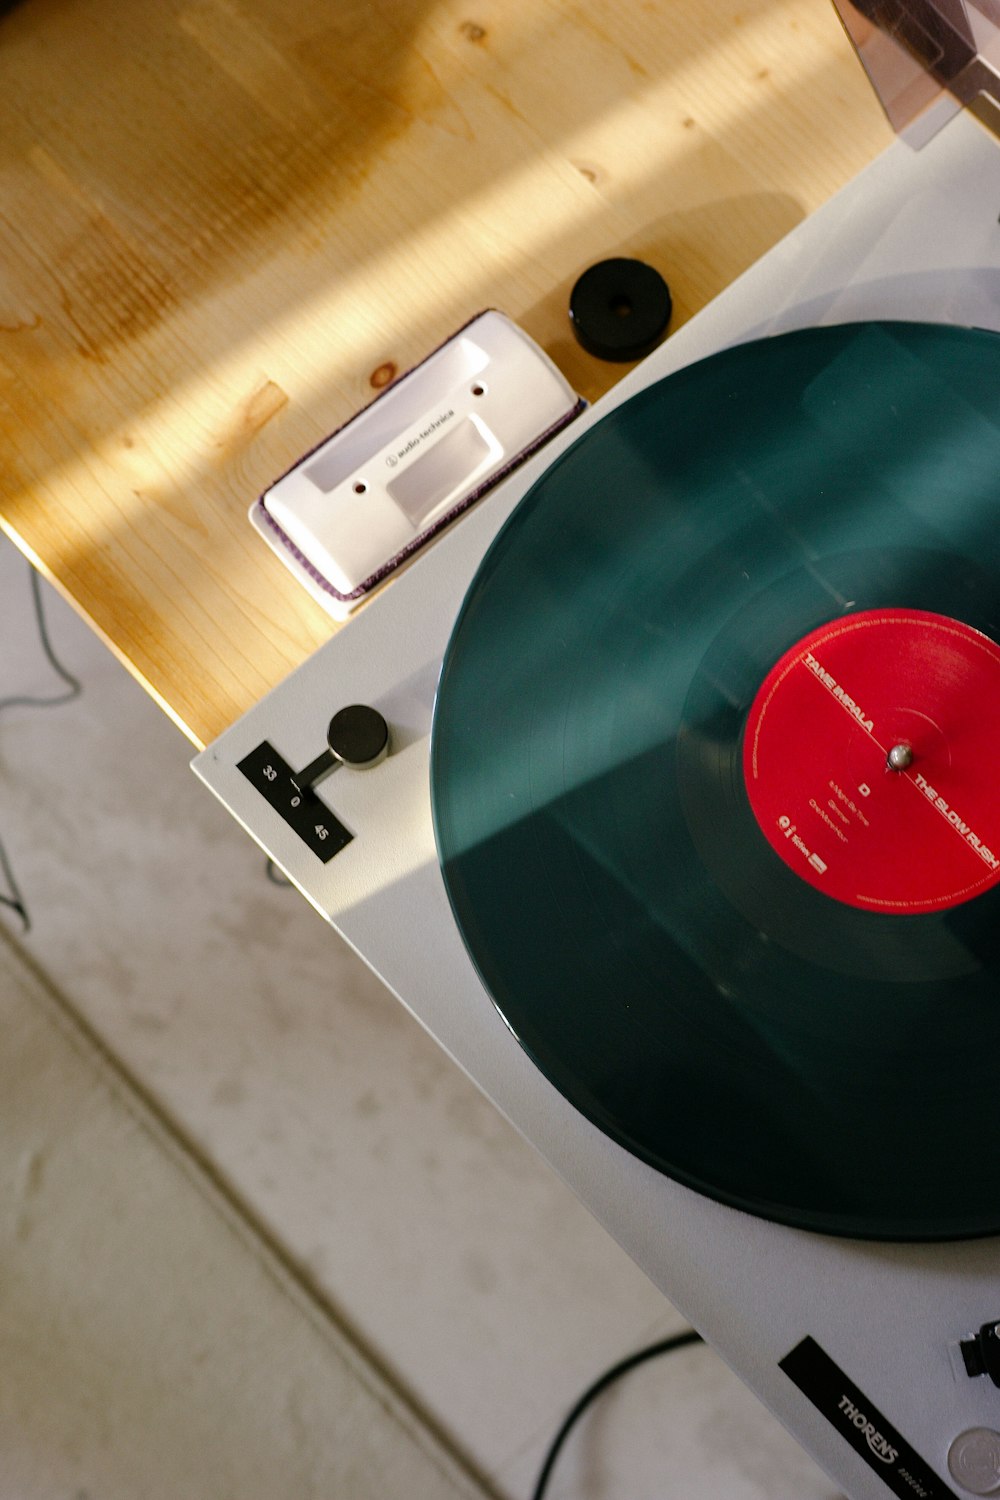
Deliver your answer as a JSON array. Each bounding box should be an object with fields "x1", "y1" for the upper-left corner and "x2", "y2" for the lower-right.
[
  {"x1": 0, "y1": 926, "x2": 485, "y2": 1500},
  {"x1": 0, "y1": 538, "x2": 838, "y2": 1499}
]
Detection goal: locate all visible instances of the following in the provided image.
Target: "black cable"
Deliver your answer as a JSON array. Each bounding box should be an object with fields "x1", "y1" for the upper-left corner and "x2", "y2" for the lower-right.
[
  {"x1": 530, "y1": 1328, "x2": 704, "y2": 1500},
  {"x1": 265, "y1": 858, "x2": 293, "y2": 887},
  {"x1": 0, "y1": 564, "x2": 82, "y2": 713},
  {"x1": 0, "y1": 560, "x2": 84, "y2": 930},
  {"x1": 0, "y1": 829, "x2": 29, "y2": 931}
]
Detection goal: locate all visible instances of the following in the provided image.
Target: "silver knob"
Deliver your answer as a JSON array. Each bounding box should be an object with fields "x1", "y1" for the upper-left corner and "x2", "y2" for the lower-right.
[{"x1": 948, "y1": 1429, "x2": 1000, "y2": 1494}]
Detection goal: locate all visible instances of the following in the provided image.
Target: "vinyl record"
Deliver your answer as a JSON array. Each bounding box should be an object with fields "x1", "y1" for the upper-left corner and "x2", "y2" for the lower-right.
[{"x1": 430, "y1": 322, "x2": 1000, "y2": 1241}]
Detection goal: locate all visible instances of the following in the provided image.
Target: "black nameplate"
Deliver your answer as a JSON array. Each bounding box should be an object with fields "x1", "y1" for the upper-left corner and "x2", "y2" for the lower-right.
[
  {"x1": 780, "y1": 1337, "x2": 956, "y2": 1500},
  {"x1": 237, "y1": 741, "x2": 352, "y2": 863}
]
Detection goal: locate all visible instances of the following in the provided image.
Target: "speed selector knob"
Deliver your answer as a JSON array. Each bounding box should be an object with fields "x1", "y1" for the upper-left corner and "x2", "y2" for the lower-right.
[{"x1": 294, "y1": 705, "x2": 390, "y2": 789}]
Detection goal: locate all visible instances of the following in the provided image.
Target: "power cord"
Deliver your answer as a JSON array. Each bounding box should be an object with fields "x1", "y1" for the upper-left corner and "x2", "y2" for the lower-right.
[
  {"x1": 0, "y1": 564, "x2": 83, "y2": 713},
  {"x1": 0, "y1": 833, "x2": 29, "y2": 932},
  {"x1": 530, "y1": 1328, "x2": 704, "y2": 1500},
  {"x1": 0, "y1": 561, "x2": 83, "y2": 931}
]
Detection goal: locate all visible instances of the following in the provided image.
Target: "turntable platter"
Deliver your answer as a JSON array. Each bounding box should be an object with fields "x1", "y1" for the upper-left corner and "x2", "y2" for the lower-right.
[{"x1": 430, "y1": 321, "x2": 1000, "y2": 1240}]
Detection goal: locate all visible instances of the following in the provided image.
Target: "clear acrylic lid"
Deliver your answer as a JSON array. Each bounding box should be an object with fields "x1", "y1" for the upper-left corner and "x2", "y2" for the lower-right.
[{"x1": 832, "y1": 0, "x2": 1000, "y2": 143}]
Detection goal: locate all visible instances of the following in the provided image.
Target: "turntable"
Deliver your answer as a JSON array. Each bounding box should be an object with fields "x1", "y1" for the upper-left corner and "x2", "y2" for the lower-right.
[{"x1": 193, "y1": 5, "x2": 1000, "y2": 1497}]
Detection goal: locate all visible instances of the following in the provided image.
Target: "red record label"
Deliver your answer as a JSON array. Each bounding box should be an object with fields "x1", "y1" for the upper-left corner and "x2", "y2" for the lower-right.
[{"x1": 742, "y1": 610, "x2": 1000, "y2": 913}]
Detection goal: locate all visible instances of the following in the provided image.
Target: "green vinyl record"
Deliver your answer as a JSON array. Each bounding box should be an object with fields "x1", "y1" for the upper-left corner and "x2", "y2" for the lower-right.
[{"x1": 430, "y1": 321, "x2": 1000, "y2": 1241}]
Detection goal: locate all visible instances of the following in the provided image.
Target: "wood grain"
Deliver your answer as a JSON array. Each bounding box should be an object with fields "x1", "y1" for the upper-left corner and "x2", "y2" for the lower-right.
[{"x1": 0, "y1": 0, "x2": 891, "y2": 747}]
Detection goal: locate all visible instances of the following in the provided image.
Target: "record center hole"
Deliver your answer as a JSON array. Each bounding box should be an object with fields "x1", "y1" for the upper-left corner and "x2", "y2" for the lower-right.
[{"x1": 609, "y1": 294, "x2": 633, "y2": 318}]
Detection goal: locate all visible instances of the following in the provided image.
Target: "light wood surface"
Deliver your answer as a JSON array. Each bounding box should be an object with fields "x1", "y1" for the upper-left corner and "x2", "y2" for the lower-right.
[{"x1": 0, "y1": 0, "x2": 891, "y2": 749}]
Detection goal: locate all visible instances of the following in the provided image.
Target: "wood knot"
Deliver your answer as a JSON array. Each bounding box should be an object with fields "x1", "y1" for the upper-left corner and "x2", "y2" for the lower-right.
[
  {"x1": 459, "y1": 20, "x2": 487, "y2": 42},
  {"x1": 370, "y1": 361, "x2": 398, "y2": 390}
]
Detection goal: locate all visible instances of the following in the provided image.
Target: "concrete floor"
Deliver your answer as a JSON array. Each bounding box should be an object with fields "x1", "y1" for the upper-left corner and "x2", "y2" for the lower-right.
[
  {"x1": 0, "y1": 925, "x2": 484, "y2": 1500},
  {"x1": 0, "y1": 538, "x2": 838, "y2": 1499}
]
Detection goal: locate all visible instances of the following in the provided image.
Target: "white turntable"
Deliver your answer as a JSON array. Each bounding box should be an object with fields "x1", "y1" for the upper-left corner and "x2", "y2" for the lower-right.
[{"x1": 193, "y1": 7, "x2": 1000, "y2": 1497}]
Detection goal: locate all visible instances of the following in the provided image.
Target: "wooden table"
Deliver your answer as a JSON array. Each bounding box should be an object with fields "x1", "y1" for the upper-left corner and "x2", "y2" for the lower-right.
[{"x1": 0, "y1": 0, "x2": 891, "y2": 749}]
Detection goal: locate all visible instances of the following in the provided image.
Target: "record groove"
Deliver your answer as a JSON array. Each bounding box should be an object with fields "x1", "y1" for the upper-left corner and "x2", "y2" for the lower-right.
[{"x1": 430, "y1": 322, "x2": 1000, "y2": 1240}]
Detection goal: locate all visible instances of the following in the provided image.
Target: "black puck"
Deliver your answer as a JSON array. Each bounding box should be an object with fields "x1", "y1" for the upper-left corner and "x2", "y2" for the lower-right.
[
  {"x1": 569, "y1": 257, "x2": 672, "y2": 362},
  {"x1": 327, "y1": 704, "x2": 390, "y2": 770}
]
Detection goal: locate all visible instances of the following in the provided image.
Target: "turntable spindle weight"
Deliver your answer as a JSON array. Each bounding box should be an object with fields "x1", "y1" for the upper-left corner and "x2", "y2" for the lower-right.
[{"x1": 887, "y1": 743, "x2": 914, "y2": 772}]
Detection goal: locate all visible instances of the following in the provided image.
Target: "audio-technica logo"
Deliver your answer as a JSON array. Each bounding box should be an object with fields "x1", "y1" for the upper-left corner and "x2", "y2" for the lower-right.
[{"x1": 838, "y1": 1395, "x2": 899, "y2": 1464}]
